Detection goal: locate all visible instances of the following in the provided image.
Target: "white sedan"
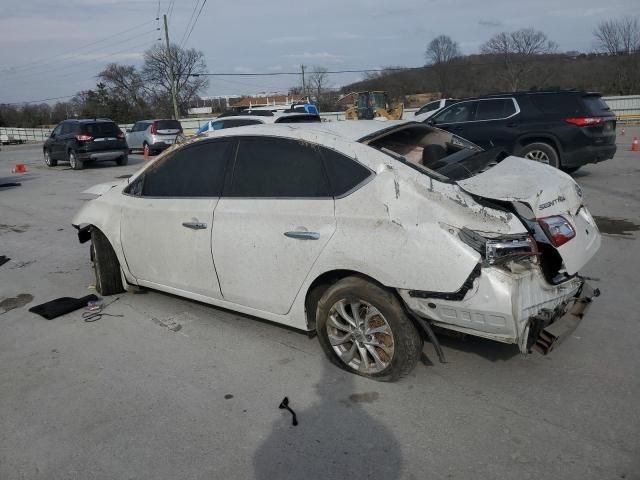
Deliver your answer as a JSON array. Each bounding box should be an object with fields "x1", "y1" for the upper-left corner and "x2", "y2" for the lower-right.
[{"x1": 73, "y1": 121, "x2": 601, "y2": 381}]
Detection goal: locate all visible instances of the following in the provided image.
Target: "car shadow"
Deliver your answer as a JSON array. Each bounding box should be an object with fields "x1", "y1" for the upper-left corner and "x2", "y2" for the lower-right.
[{"x1": 252, "y1": 358, "x2": 403, "y2": 480}]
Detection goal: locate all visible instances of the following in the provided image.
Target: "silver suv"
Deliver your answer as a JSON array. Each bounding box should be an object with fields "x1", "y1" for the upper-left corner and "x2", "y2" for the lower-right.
[{"x1": 125, "y1": 119, "x2": 183, "y2": 155}]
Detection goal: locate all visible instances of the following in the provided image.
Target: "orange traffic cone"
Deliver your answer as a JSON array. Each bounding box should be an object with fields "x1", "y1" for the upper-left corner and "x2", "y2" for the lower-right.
[
  {"x1": 143, "y1": 144, "x2": 149, "y2": 160},
  {"x1": 632, "y1": 137, "x2": 639, "y2": 152},
  {"x1": 12, "y1": 164, "x2": 28, "y2": 173}
]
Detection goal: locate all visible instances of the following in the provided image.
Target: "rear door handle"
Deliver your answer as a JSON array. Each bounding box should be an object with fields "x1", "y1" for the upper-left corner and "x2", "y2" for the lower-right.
[
  {"x1": 182, "y1": 221, "x2": 207, "y2": 230},
  {"x1": 284, "y1": 231, "x2": 320, "y2": 240}
]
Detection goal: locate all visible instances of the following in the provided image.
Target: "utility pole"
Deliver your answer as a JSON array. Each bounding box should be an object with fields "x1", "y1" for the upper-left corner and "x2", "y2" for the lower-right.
[
  {"x1": 163, "y1": 14, "x2": 180, "y2": 120},
  {"x1": 300, "y1": 64, "x2": 307, "y2": 101}
]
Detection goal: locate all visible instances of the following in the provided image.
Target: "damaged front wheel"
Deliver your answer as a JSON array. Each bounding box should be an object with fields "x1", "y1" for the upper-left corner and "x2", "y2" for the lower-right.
[{"x1": 91, "y1": 228, "x2": 124, "y2": 296}]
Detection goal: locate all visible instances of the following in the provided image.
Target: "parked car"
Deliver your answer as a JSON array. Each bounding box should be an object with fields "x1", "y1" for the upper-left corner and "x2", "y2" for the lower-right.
[
  {"x1": 73, "y1": 120, "x2": 600, "y2": 381},
  {"x1": 422, "y1": 90, "x2": 616, "y2": 173},
  {"x1": 125, "y1": 119, "x2": 183, "y2": 155},
  {"x1": 43, "y1": 119, "x2": 128, "y2": 170},
  {"x1": 413, "y1": 98, "x2": 458, "y2": 118},
  {"x1": 195, "y1": 112, "x2": 321, "y2": 136}
]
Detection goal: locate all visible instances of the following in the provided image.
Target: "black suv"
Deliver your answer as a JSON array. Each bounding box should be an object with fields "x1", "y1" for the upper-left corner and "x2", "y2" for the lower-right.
[
  {"x1": 43, "y1": 119, "x2": 128, "y2": 170},
  {"x1": 425, "y1": 90, "x2": 616, "y2": 172}
]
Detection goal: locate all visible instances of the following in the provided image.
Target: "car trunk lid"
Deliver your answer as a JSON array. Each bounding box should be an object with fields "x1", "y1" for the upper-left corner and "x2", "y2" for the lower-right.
[{"x1": 456, "y1": 156, "x2": 600, "y2": 274}]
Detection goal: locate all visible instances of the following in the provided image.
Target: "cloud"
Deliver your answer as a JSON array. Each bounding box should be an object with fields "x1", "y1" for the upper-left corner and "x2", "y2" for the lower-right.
[
  {"x1": 283, "y1": 52, "x2": 346, "y2": 63},
  {"x1": 266, "y1": 36, "x2": 314, "y2": 44},
  {"x1": 266, "y1": 65, "x2": 284, "y2": 71},
  {"x1": 233, "y1": 66, "x2": 254, "y2": 73},
  {"x1": 331, "y1": 32, "x2": 362, "y2": 40},
  {"x1": 60, "y1": 52, "x2": 144, "y2": 62},
  {"x1": 478, "y1": 19, "x2": 503, "y2": 28},
  {"x1": 0, "y1": 17, "x2": 90, "y2": 44}
]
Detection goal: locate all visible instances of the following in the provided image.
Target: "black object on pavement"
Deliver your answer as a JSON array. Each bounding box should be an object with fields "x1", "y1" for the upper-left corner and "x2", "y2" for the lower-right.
[
  {"x1": 0, "y1": 256, "x2": 9, "y2": 267},
  {"x1": 279, "y1": 397, "x2": 298, "y2": 426},
  {"x1": 0, "y1": 183, "x2": 22, "y2": 188},
  {"x1": 29, "y1": 294, "x2": 99, "y2": 320}
]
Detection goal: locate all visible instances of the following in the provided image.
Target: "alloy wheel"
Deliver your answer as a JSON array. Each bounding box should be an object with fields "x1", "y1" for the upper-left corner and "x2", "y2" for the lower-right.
[
  {"x1": 326, "y1": 298, "x2": 395, "y2": 374},
  {"x1": 524, "y1": 149, "x2": 550, "y2": 164}
]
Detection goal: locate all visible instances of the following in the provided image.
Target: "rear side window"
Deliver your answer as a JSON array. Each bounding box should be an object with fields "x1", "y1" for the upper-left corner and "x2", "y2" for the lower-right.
[
  {"x1": 474, "y1": 99, "x2": 516, "y2": 121},
  {"x1": 528, "y1": 94, "x2": 582, "y2": 116},
  {"x1": 140, "y1": 141, "x2": 231, "y2": 197},
  {"x1": 155, "y1": 120, "x2": 182, "y2": 131},
  {"x1": 582, "y1": 96, "x2": 610, "y2": 115},
  {"x1": 420, "y1": 101, "x2": 442, "y2": 114},
  {"x1": 230, "y1": 137, "x2": 329, "y2": 197},
  {"x1": 61, "y1": 123, "x2": 75, "y2": 134},
  {"x1": 320, "y1": 147, "x2": 372, "y2": 197},
  {"x1": 83, "y1": 122, "x2": 120, "y2": 136}
]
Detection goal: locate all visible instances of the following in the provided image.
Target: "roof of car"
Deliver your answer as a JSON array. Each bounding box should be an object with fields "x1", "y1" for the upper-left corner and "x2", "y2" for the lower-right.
[
  {"x1": 206, "y1": 119, "x2": 410, "y2": 142},
  {"x1": 65, "y1": 118, "x2": 116, "y2": 123},
  {"x1": 455, "y1": 90, "x2": 601, "y2": 101}
]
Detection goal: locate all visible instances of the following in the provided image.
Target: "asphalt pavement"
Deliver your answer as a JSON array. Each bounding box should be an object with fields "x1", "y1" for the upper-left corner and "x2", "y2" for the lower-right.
[{"x1": 1, "y1": 132, "x2": 639, "y2": 480}]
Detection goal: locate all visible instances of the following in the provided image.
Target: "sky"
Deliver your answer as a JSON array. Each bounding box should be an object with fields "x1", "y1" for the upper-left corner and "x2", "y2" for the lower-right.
[{"x1": 1, "y1": 0, "x2": 639, "y2": 104}]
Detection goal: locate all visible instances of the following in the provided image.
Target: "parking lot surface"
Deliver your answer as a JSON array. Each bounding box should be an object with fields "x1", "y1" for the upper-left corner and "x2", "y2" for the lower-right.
[{"x1": 1, "y1": 132, "x2": 639, "y2": 479}]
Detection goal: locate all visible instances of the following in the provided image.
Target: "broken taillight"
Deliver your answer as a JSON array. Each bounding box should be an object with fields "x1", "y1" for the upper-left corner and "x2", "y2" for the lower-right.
[
  {"x1": 538, "y1": 216, "x2": 575, "y2": 247},
  {"x1": 458, "y1": 228, "x2": 538, "y2": 265}
]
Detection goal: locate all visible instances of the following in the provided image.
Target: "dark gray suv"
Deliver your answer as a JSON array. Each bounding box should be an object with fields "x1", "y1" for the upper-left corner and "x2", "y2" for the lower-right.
[{"x1": 43, "y1": 119, "x2": 128, "y2": 170}]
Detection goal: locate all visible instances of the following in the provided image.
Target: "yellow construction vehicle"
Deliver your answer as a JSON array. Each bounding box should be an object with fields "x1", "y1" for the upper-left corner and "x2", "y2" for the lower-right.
[{"x1": 341, "y1": 91, "x2": 404, "y2": 120}]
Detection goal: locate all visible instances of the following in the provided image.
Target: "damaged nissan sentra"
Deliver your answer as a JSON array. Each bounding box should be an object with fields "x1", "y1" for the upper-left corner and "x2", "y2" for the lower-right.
[{"x1": 72, "y1": 120, "x2": 601, "y2": 381}]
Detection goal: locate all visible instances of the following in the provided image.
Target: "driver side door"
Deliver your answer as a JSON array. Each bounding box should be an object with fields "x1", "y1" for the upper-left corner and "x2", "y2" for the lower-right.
[{"x1": 120, "y1": 139, "x2": 234, "y2": 299}]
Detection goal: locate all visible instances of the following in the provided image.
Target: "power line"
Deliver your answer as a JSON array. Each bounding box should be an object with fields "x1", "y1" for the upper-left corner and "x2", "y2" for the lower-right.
[
  {"x1": 187, "y1": 67, "x2": 425, "y2": 77},
  {"x1": 2, "y1": 95, "x2": 76, "y2": 106},
  {"x1": 181, "y1": 0, "x2": 208, "y2": 48},
  {"x1": 0, "y1": 20, "x2": 155, "y2": 75},
  {"x1": 180, "y1": 0, "x2": 202, "y2": 47},
  {"x1": 1, "y1": 31, "x2": 159, "y2": 84}
]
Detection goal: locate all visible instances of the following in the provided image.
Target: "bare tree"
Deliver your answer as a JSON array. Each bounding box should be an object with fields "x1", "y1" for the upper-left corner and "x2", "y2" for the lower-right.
[
  {"x1": 593, "y1": 17, "x2": 640, "y2": 93},
  {"x1": 98, "y1": 64, "x2": 145, "y2": 105},
  {"x1": 307, "y1": 66, "x2": 329, "y2": 103},
  {"x1": 142, "y1": 43, "x2": 208, "y2": 116},
  {"x1": 425, "y1": 35, "x2": 461, "y2": 95},
  {"x1": 481, "y1": 28, "x2": 557, "y2": 91}
]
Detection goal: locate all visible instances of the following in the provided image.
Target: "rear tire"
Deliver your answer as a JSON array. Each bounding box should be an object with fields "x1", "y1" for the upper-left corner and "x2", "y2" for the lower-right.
[
  {"x1": 43, "y1": 149, "x2": 57, "y2": 167},
  {"x1": 520, "y1": 142, "x2": 559, "y2": 168},
  {"x1": 315, "y1": 276, "x2": 423, "y2": 382},
  {"x1": 69, "y1": 150, "x2": 83, "y2": 170},
  {"x1": 91, "y1": 228, "x2": 124, "y2": 296},
  {"x1": 116, "y1": 154, "x2": 128, "y2": 166}
]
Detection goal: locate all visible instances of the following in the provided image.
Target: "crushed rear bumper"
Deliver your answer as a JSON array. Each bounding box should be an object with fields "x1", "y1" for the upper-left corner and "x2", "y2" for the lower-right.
[{"x1": 527, "y1": 281, "x2": 600, "y2": 354}]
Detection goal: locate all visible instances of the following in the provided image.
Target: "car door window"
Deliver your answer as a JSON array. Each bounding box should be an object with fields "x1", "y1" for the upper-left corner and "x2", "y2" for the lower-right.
[
  {"x1": 51, "y1": 124, "x2": 63, "y2": 137},
  {"x1": 61, "y1": 123, "x2": 74, "y2": 135},
  {"x1": 474, "y1": 99, "x2": 516, "y2": 121},
  {"x1": 135, "y1": 140, "x2": 232, "y2": 197},
  {"x1": 434, "y1": 101, "x2": 477, "y2": 123},
  {"x1": 229, "y1": 137, "x2": 329, "y2": 197}
]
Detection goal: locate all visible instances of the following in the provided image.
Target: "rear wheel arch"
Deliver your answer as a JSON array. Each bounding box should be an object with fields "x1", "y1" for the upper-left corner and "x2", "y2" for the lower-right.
[{"x1": 516, "y1": 135, "x2": 563, "y2": 156}]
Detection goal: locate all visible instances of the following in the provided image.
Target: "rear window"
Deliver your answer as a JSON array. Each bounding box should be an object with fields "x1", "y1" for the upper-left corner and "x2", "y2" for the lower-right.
[
  {"x1": 582, "y1": 96, "x2": 611, "y2": 115},
  {"x1": 156, "y1": 120, "x2": 182, "y2": 130},
  {"x1": 82, "y1": 122, "x2": 120, "y2": 136},
  {"x1": 274, "y1": 115, "x2": 321, "y2": 124}
]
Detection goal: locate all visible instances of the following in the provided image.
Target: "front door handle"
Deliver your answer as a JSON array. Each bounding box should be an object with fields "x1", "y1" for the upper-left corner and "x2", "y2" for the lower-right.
[
  {"x1": 182, "y1": 221, "x2": 207, "y2": 230},
  {"x1": 284, "y1": 231, "x2": 320, "y2": 240}
]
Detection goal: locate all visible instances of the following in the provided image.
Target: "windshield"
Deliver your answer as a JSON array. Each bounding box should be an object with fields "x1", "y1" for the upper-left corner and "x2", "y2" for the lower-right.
[{"x1": 365, "y1": 123, "x2": 504, "y2": 182}]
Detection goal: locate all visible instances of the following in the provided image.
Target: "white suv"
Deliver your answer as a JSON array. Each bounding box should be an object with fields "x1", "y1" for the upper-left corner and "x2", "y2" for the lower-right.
[
  {"x1": 125, "y1": 119, "x2": 183, "y2": 155},
  {"x1": 73, "y1": 121, "x2": 600, "y2": 381}
]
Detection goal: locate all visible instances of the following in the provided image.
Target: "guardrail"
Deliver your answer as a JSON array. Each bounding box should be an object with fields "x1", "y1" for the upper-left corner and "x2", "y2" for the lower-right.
[{"x1": 2, "y1": 96, "x2": 639, "y2": 143}]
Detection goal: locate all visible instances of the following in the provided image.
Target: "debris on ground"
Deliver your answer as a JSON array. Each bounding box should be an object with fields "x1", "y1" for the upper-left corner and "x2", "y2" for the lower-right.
[
  {"x1": 82, "y1": 297, "x2": 123, "y2": 323},
  {"x1": 152, "y1": 317, "x2": 182, "y2": 332},
  {"x1": 0, "y1": 182, "x2": 22, "y2": 188},
  {"x1": 278, "y1": 397, "x2": 298, "y2": 426},
  {"x1": 0, "y1": 293, "x2": 34, "y2": 314},
  {"x1": 29, "y1": 294, "x2": 99, "y2": 320},
  {"x1": 0, "y1": 255, "x2": 9, "y2": 267}
]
